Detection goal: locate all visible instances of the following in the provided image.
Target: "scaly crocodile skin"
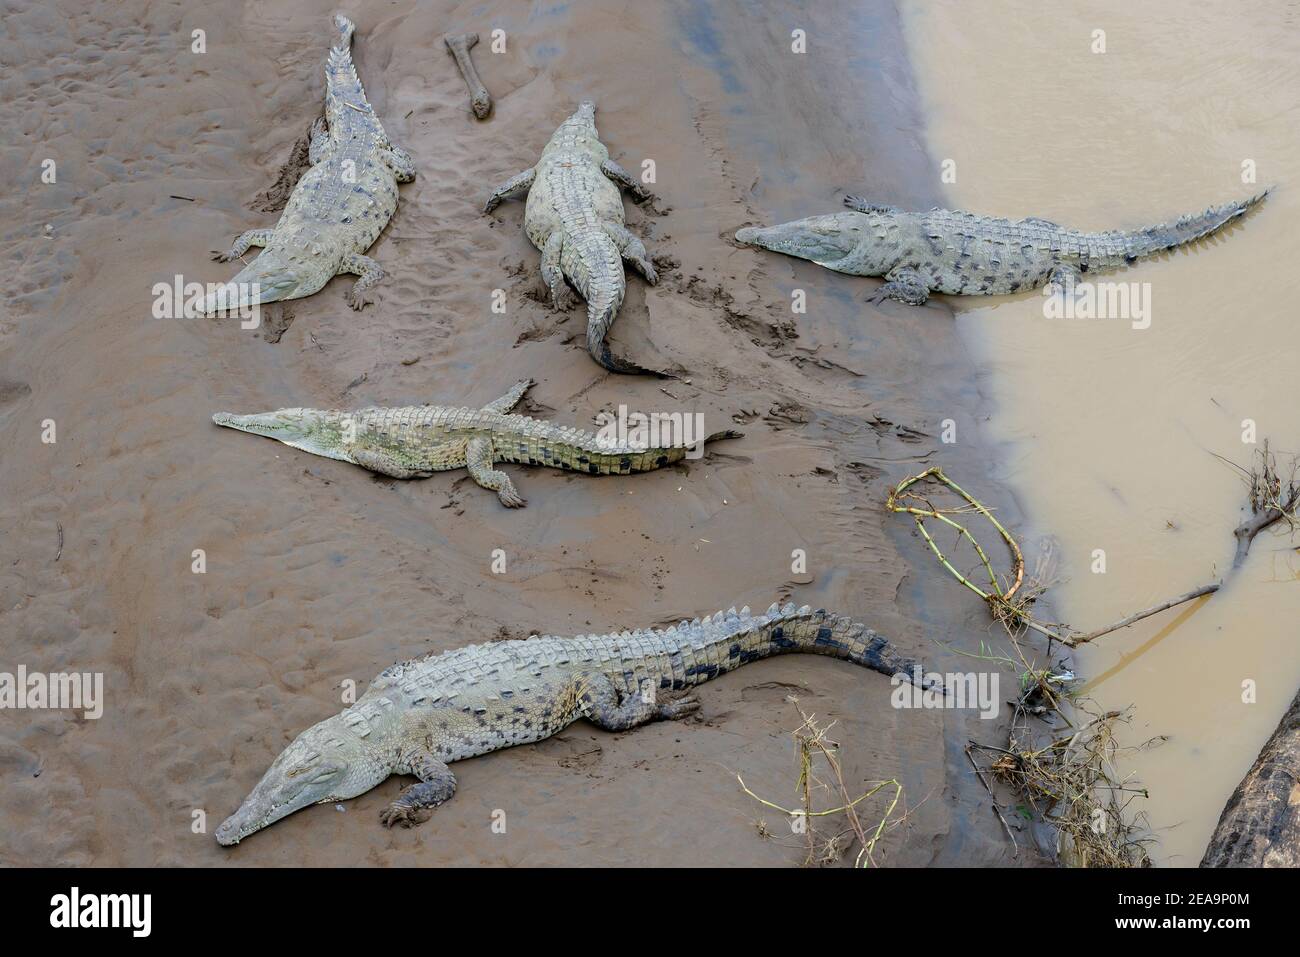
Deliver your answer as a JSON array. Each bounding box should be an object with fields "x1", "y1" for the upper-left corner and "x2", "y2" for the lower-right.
[
  {"x1": 212, "y1": 379, "x2": 740, "y2": 507},
  {"x1": 484, "y1": 101, "x2": 658, "y2": 373},
  {"x1": 215, "y1": 601, "x2": 924, "y2": 845},
  {"x1": 204, "y1": 15, "x2": 414, "y2": 313},
  {"x1": 736, "y1": 191, "x2": 1269, "y2": 306}
]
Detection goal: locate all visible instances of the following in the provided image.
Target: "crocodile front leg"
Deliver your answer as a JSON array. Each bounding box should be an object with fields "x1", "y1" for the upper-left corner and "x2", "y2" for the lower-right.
[
  {"x1": 575, "y1": 672, "x2": 700, "y2": 731},
  {"x1": 380, "y1": 750, "x2": 457, "y2": 828},
  {"x1": 601, "y1": 223, "x2": 657, "y2": 284},
  {"x1": 466, "y1": 436, "x2": 525, "y2": 507},
  {"x1": 483, "y1": 167, "x2": 536, "y2": 213},
  {"x1": 599, "y1": 158, "x2": 654, "y2": 203},
  {"x1": 339, "y1": 251, "x2": 383, "y2": 310},
  {"x1": 480, "y1": 378, "x2": 534, "y2": 414},
  {"x1": 842, "y1": 195, "x2": 900, "y2": 215},
  {"x1": 308, "y1": 116, "x2": 331, "y2": 165},
  {"x1": 382, "y1": 146, "x2": 416, "y2": 183},
  {"x1": 869, "y1": 265, "x2": 930, "y2": 306},
  {"x1": 540, "y1": 231, "x2": 577, "y2": 311},
  {"x1": 213, "y1": 229, "x2": 275, "y2": 263}
]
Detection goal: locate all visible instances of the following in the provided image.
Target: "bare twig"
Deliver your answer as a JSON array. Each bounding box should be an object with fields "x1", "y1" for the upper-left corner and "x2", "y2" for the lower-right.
[{"x1": 1230, "y1": 440, "x2": 1300, "y2": 568}]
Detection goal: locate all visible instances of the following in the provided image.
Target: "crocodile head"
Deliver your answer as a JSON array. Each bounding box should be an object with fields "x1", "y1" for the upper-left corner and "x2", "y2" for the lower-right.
[
  {"x1": 212, "y1": 408, "x2": 354, "y2": 462},
  {"x1": 200, "y1": 251, "x2": 318, "y2": 314},
  {"x1": 735, "y1": 214, "x2": 861, "y2": 266},
  {"x1": 548, "y1": 100, "x2": 600, "y2": 149},
  {"x1": 216, "y1": 715, "x2": 390, "y2": 846}
]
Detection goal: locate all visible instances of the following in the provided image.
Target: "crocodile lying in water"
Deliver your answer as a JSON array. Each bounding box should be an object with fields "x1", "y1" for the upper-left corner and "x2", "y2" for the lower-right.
[
  {"x1": 736, "y1": 190, "x2": 1270, "y2": 306},
  {"x1": 215, "y1": 602, "x2": 926, "y2": 845},
  {"x1": 212, "y1": 379, "x2": 738, "y2": 508},
  {"x1": 203, "y1": 15, "x2": 414, "y2": 314},
  {"x1": 484, "y1": 101, "x2": 659, "y2": 374}
]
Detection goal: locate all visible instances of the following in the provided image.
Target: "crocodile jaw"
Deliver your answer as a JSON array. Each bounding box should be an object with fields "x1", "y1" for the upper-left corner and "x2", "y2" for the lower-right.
[
  {"x1": 216, "y1": 717, "x2": 388, "y2": 846},
  {"x1": 212, "y1": 409, "x2": 352, "y2": 462},
  {"x1": 736, "y1": 215, "x2": 858, "y2": 265}
]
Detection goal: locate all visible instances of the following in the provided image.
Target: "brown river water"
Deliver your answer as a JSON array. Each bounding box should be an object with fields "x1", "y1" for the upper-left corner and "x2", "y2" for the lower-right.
[{"x1": 903, "y1": 0, "x2": 1300, "y2": 864}]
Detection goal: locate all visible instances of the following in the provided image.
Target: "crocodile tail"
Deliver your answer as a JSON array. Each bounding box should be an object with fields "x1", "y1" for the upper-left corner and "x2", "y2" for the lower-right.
[
  {"x1": 580, "y1": 247, "x2": 658, "y2": 375},
  {"x1": 647, "y1": 603, "x2": 926, "y2": 690},
  {"x1": 332, "y1": 14, "x2": 355, "y2": 50},
  {"x1": 1122, "y1": 189, "x2": 1271, "y2": 260}
]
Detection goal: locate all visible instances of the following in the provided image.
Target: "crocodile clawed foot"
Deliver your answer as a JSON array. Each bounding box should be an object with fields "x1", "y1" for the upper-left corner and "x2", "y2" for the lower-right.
[
  {"x1": 550, "y1": 286, "x2": 578, "y2": 312},
  {"x1": 212, "y1": 249, "x2": 238, "y2": 263},
  {"x1": 346, "y1": 289, "x2": 373, "y2": 311},
  {"x1": 379, "y1": 800, "x2": 431, "y2": 829},
  {"x1": 657, "y1": 693, "x2": 701, "y2": 720},
  {"x1": 498, "y1": 488, "x2": 527, "y2": 508},
  {"x1": 866, "y1": 287, "x2": 888, "y2": 306}
]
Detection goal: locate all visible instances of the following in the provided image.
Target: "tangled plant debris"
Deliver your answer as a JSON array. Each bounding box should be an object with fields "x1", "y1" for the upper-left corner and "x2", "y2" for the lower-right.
[{"x1": 738, "y1": 700, "x2": 905, "y2": 868}]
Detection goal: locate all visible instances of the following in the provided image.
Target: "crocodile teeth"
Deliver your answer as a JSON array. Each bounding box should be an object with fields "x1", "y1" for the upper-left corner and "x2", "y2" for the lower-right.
[
  {"x1": 726, "y1": 606, "x2": 738, "y2": 618},
  {"x1": 766, "y1": 602, "x2": 780, "y2": 616},
  {"x1": 740, "y1": 605, "x2": 751, "y2": 618}
]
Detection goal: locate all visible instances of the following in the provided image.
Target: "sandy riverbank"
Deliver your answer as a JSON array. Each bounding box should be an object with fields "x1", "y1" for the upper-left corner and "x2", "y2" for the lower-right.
[{"x1": 1, "y1": 0, "x2": 1037, "y2": 866}]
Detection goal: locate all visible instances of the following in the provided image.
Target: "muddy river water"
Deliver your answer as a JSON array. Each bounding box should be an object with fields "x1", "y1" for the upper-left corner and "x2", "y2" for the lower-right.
[{"x1": 904, "y1": 0, "x2": 1300, "y2": 864}]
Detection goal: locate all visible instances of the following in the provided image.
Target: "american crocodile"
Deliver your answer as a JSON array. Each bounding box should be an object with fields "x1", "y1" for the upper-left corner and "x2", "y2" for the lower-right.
[
  {"x1": 484, "y1": 101, "x2": 658, "y2": 374},
  {"x1": 735, "y1": 191, "x2": 1270, "y2": 306},
  {"x1": 212, "y1": 379, "x2": 738, "y2": 507},
  {"x1": 215, "y1": 601, "x2": 926, "y2": 845},
  {"x1": 203, "y1": 15, "x2": 414, "y2": 314}
]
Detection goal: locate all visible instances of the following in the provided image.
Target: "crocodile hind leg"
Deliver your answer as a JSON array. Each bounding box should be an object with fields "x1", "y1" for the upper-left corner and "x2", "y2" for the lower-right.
[
  {"x1": 213, "y1": 229, "x2": 275, "y2": 263},
  {"x1": 599, "y1": 158, "x2": 655, "y2": 203},
  {"x1": 869, "y1": 265, "x2": 930, "y2": 306},
  {"x1": 483, "y1": 167, "x2": 536, "y2": 213},
  {"x1": 380, "y1": 750, "x2": 457, "y2": 828},
  {"x1": 602, "y1": 222, "x2": 657, "y2": 284},
  {"x1": 481, "y1": 379, "x2": 534, "y2": 414},
  {"x1": 540, "y1": 231, "x2": 578, "y2": 311},
  {"x1": 338, "y1": 251, "x2": 383, "y2": 310},
  {"x1": 574, "y1": 671, "x2": 700, "y2": 731},
  {"x1": 465, "y1": 436, "x2": 525, "y2": 507},
  {"x1": 382, "y1": 146, "x2": 416, "y2": 183},
  {"x1": 308, "y1": 116, "x2": 331, "y2": 164},
  {"x1": 1045, "y1": 263, "x2": 1082, "y2": 297}
]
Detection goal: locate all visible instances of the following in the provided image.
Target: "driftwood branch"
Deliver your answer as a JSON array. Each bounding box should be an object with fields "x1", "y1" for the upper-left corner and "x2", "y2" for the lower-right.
[
  {"x1": 1228, "y1": 439, "x2": 1300, "y2": 568},
  {"x1": 445, "y1": 33, "x2": 493, "y2": 119},
  {"x1": 1067, "y1": 583, "x2": 1220, "y2": 646}
]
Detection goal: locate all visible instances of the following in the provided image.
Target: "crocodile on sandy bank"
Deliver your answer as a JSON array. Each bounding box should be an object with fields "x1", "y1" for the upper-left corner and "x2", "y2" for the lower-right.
[
  {"x1": 215, "y1": 601, "x2": 926, "y2": 845},
  {"x1": 736, "y1": 191, "x2": 1270, "y2": 306},
  {"x1": 203, "y1": 15, "x2": 414, "y2": 314},
  {"x1": 484, "y1": 101, "x2": 659, "y2": 374},
  {"x1": 212, "y1": 379, "x2": 738, "y2": 507}
]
